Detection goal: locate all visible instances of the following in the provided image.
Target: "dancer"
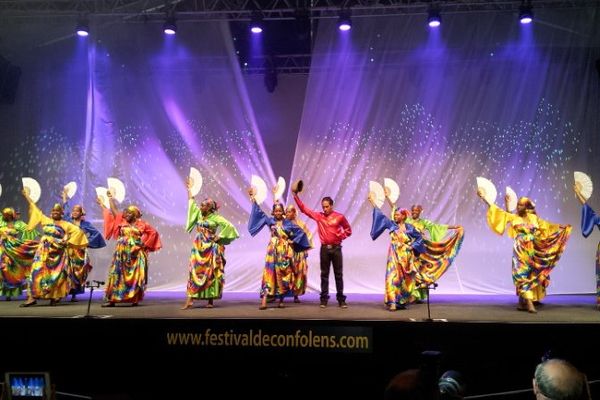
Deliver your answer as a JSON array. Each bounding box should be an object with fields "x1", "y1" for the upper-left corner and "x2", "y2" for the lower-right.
[
  {"x1": 0, "y1": 207, "x2": 38, "y2": 300},
  {"x1": 99, "y1": 192, "x2": 161, "y2": 307},
  {"x1": 21, "y1": 190, "x2": 88, "y2": 307},
  {"x1": 181, "y1": 178, "x2": 239, "y2": 309},
  {"x1": 292, "y1": 181, "x2": 352, "y2": 308},
  {"x1": 61, "y1": 189, "x2": 106, "y2": 302},
  {"x1": 248, "y1": 187, "x2": 310, "y2": 310},
  {"x1": 369, "y1": 192, "x2": 425, "y2": 310},
  {"x1": 477, "y1": 189, "x2": 571, "y2": 313},
  {"x1": 574, "y1": 184, "x2": 600, "y2": 311},
  {"x1": 285, "y1": 203, "x2": 313, "y2": 303},
  {"x1": 384, "y1": 190, "x2": 464, "y2": 301}
]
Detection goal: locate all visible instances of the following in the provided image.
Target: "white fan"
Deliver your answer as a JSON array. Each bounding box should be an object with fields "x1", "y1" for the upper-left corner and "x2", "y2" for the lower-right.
[
  {"x1": 251, "y1": 175, "x2": 268, "y2": 205},
  {"x1": 383, "y1": 178, "x2": 400, "y2": 203},
  {"x1": 574, "y1": 171, "x2": 593, "y2": 201},
  {"x1": 369, "y1": 180, "x2": 385, "y2": 208},
  {"x1": 273, "y1": 176, "x2": 286, "y2": 201},
  {"x1": 22, "y1": 177, "x2": 42, "y2": 204},
  {"x1": 95, "y1": 187, "x2": 110, "y2": 209},
  {"x1": 506, "y1": 186, "x2": 518, "y2": 212},
  {"x1": 476, "y1": 177, "x2": 497, "y2": 205},
  {"x1": 189, "y1": 167, "x2": 203, "y2": 197},
  {"x1": 64, "y1": 181, "x2": 77, "y2": 199},
  {"x1": 107, "y1": 177, "x2": 126, "y2": 203}
]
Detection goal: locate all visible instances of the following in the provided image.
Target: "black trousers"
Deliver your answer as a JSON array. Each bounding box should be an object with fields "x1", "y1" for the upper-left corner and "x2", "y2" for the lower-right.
[{"x1": 319, "y1": 245, "x2": 346, "y2": 302}]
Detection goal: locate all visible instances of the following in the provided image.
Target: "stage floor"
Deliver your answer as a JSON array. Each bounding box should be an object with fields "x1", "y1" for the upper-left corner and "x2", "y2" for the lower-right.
[{"x1": 0, "y1": 291, "x2": 598, "y2": 323}]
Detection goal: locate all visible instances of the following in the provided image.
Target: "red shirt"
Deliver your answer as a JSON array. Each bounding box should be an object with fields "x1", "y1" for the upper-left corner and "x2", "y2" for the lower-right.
[{"x1": 293, "y1": 194, "x2": 352, "y2": 246}]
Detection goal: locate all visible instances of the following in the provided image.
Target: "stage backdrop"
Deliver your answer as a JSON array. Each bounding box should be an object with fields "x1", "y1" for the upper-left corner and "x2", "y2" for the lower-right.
[{"x1": 0, "y1": 9, "x2": 598, "y2": 296}]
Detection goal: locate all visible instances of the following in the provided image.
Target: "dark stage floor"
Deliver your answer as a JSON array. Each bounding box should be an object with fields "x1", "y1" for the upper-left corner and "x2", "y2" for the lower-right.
[{"x1": 0, "y1": 291, "x2": 598, "y2": 322}]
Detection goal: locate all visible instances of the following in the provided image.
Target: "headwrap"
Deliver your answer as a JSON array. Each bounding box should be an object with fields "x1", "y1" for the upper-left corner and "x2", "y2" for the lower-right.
[
  {"x1": 285, "y1": 204, "x2": 297, "y2": 214},
  {"x1": 395, "y1": 208, "x2": 411, "y2": 218},
  {"x1": 411, "y1": 204, "x2": 423, "y2": 212},
  {"x1": 1, "y1": 207, "x2": 16, "y2": 220},
  {"x1": 51, "y1": 203, "x2": 64, "y2": 214},
  {"x1": 126, "y1": 205, "x2": 142, "y2": 218},
  {"x1": 201, "y1": 198, "x2": 218, "y2": 214},
  {"x1": 518, "y1": 197, "x2": 536, "y2": 214}
]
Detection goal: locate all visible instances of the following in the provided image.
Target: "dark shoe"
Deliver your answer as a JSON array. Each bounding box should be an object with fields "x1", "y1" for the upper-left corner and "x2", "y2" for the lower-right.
[
  {"x1": 70, "y1": 296, "x2": 78, "y2": 303},
  {"x1": 338, "y1": 301, "x2": 348, "y2": 309},
  {"x1": 319, "y1": 300, "x2": 327, "y2": 308},
  {"x1": 397, "y1": 304, "x2": 407, "y2": 310},
  {"x1": 5, "y1": 296, "x2": 11, "y2": 301},
  {"x1": 101, "y1": 302, "x2": 115, "y2": 308},
  {"x1": 293, "y1": 296, "x2": 301, "y2": 304},
  {"x1": 49, "y1": 299, "x2": 58, "y2": 306},
  {"x1": 131, "y1": 303, "x2": 138, "y2": 307},
  {"x1": 19, "y1": 300, "x2": 37, "y2": 308}
]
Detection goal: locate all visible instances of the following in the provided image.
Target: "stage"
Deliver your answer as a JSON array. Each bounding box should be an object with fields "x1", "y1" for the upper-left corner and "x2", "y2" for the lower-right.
[
  {"x1": 1, "y1": 292, "x2": 599, "y2": 400},
  {"x1": 0, "y1": 292, "x2": 598, "y2": 323}
]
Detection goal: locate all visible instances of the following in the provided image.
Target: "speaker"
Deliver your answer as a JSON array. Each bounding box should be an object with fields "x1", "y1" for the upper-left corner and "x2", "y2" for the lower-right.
[{"x1": 0, "y1": 55, "x2": 21, "y2": 104}]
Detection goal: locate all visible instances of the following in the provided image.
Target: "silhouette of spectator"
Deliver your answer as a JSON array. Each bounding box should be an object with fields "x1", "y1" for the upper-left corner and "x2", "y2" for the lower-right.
[
  {"x1": 438, "y1": 370, "x2": 465, "y2": 400},
  {"x1": 533, "y1": 359, "x2": 590, "y2": 400},
  {"x1": 384, "y1": 369, "x2": 440, "y2": 400}
]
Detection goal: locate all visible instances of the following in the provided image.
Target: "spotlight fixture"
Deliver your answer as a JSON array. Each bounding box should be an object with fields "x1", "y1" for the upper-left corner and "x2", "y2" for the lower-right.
[
  {"x1": 519, "y1": 3, "x2": 533, "y2": 24},
  {"x1": 76, "y1": 18, "x2": 89, "y2": 37},
  {"x1": 163, "y1": 16, "x2": 177, "y2": 35},
  {"x1": 427, "y1": 7, "x2": 441, "y2": 28},
  {"x1": 249, "y1": 12, "x2": 264, "y2": 34},
  {"x1": 337, "y1": 9, "x2": 352, "y2": 31}
]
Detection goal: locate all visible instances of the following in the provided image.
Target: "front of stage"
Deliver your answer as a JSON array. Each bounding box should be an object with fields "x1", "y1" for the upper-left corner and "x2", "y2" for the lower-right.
[{"x1": 1, "y1": 292, "x2": 598, "y2": 399}]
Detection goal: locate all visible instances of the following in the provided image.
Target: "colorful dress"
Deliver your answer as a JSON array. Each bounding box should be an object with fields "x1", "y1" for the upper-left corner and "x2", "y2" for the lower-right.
[
  {"x1": 185, "y1": 199, "x2": 239, "y2": 300},
  {"x1": 0, "y1": 220, "x2": 38, "y2": 297},
  {"x1": 485, "y1": 205, "x2": 571, "y2": 302},
  {"x1": 103, "y1": 209, "x2": 161, "y2": 304},
  {"x1": 27, "y1": 204, "x2": 88, "y2": 300},
  {"x1": 370, "y1": 207, "x2": 425, "y2": 306},
  {"x1": 248, "y1": 202, "x2": 311, "y2": 299},
  {"x1": 396, "y1": 209, "x2": 464, "y2": 299},
  {"x1": 581, "y1": 204, "x2": 600, "y2": 305},
  {"x1": 290, "y1": 218, "x2": 313, "y2": 297},
  {"x1": 63, "y1": 203, "x2": 107, "y2": 296}
]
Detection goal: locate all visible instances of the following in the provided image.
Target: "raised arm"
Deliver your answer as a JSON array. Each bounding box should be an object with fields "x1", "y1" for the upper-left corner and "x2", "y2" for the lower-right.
[
  {"x1": 573, "y1": 184, "x2": 587, "y2": 205},
  {"x1": 292, "y1": 193, "x2": 320, "y2": 221}
]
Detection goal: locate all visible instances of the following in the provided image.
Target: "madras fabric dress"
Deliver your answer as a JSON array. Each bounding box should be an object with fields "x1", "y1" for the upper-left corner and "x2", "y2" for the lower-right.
[
  {"x1": 248, "y1": 202, "x2": 311, "y2": 299},
  {"x1": 64, "y1": 204, "x2": 107, "y2": 295},
  {"x1": 185, "y1": 199, "x2": 239, "y2": 300},
  {"x1": 103, "y1": 209, "x2": 161, "y2": 304},
  {"x1": 0, "y1": 221, "x2": 38, "y2": 297},
  {"x1": 371, "y1": 207, "x2": 425, "y2": 306},
  {"x1": 27, "y1": 204, "x2": 88, "y2": 300},
  {"x1": 396, "y1": 210, "x2": 464, "y2": 300},
  {"x1": 486, "y1": 205, "x2": 571, "y2": 302},
  {"x1": 581, "y1": 204, "x2": 600, "y2": 305},
  {"x1": 290, "y1": 218, "x2": 313, "y2": 297}
]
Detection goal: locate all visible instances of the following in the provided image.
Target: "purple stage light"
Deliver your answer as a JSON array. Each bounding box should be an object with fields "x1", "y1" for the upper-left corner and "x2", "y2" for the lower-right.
[
  {"x1": 427, "y1": 9, "x2": 441, "y2": 28},
  {"x1": 519, "y1": 5, "x2": 533, "y2": 24},
  {"x1": 76, "y1": 20, "x2": 89, "y2": 37},
  {"x1": 250, "y1": 26, "x2": 263, "y2": 34},
  {"x1": 163, "y1": 18, "x2": 177, "y2": 35},
  {"x1": 337, "y1": 13, "x2": 352, "y2": 31}
]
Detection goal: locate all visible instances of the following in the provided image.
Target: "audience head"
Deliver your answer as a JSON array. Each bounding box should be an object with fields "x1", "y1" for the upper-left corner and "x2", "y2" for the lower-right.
[{"x1": 533, "y1": 358, "x2": 590, "y2": 400}]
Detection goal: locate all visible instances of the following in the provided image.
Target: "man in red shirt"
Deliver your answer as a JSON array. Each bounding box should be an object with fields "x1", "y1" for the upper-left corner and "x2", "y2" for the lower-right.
[{"x1": 293, "y1": 185, "x2": 352, "y2": 308}]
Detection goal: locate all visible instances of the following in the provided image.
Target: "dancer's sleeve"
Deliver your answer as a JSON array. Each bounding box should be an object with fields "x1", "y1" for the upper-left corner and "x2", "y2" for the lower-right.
[
  {"x1": 422, "y1": 219, "x2": 448, "y2": 242},
  {"x1": 64, "y1": 221, "x2": 89, "y2": 248},
  {"x1": 248, "y1": 202, "x2": 272, "y2": 236},
  {"x1": 102, "y1": 208, "x2": 120, "y2": 240},
  {"x1": 285, "y1": 221, "x2": 311, "y2": 251},
  {"x1": 213, "y1": 214, "x2": 240, "y2": 245},
  {"x1": 26, "y1": 202, "x2": 52, "y2": 230},
  {"x1": 486, "y1": 204, "x2": 511, "y2": 236},
  {"x1": 370, "y1": 207, "x2": 398, "y2": 240},
  {"x1": 407, "y1": 224, "x2": 425, "y2": 255},
  {"x1": 14, "y1": 220, "x2": 38, "y2": 240},
  {"x1": 293, "y1": 194, "x2": 320, "y2": 221},
  {"x1": 185, "y1": 199, "x2": 201, "y2": 233},
  {"x1": 141, "y1": 221, "x2": 162, "y2": 252},
  {"x1": 81, "y1": 221, "x2": 107, "y2": 249},
  {"x1": 582, "y1": 204, "x2": 600, "y2": 238}
]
